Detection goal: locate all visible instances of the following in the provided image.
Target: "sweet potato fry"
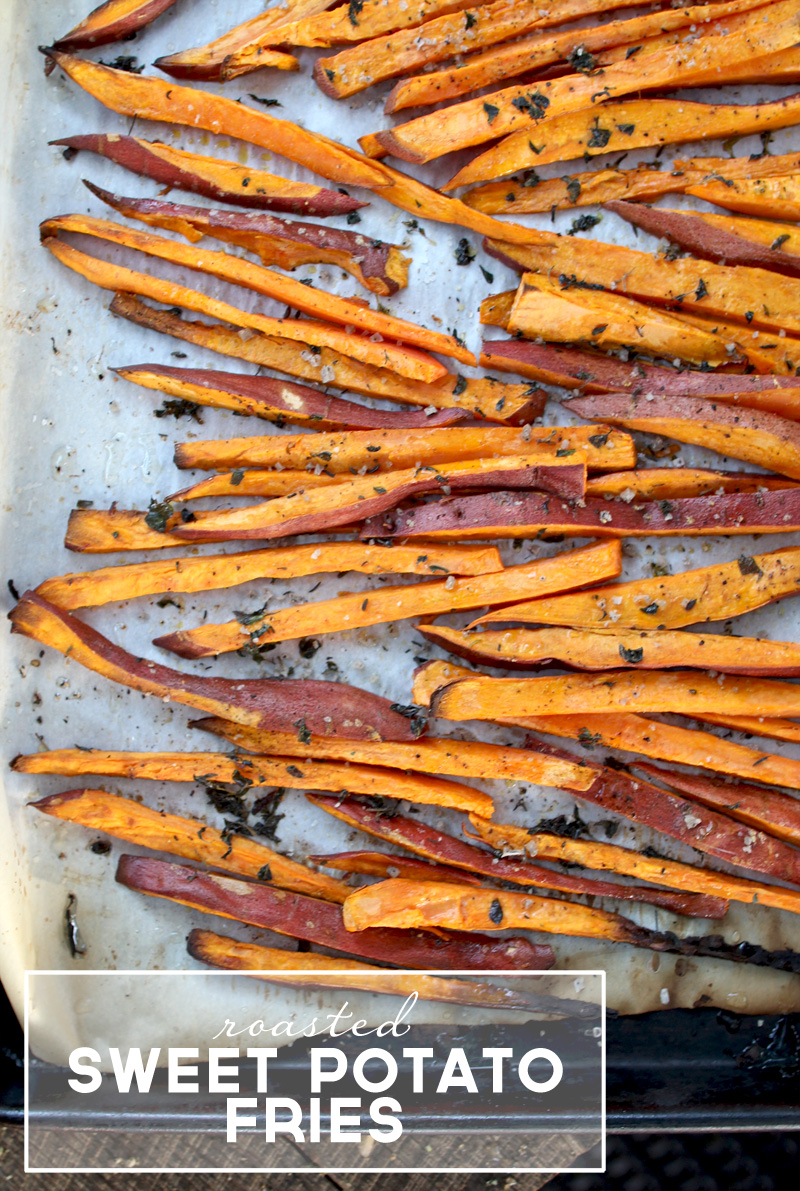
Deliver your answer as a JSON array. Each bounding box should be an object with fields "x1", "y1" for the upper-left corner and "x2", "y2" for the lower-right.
[
  {"x1": 586, "y1": 469, "x2": 799, "y2": 501},
  {"x1": 564, "y1": 392, "x2": 800, "y2": 480},
  {"x1": 515, "y1": 713, "x2": 800, "y2": 793},
  {"x1": 113, "y1": 365, "x2": 469, "y2": 431},
  {"x1": 43, "y1": 238, "x2": 439, "y2": 383},
  {"x1": 445, "y1": 92, "x2": 800, "y2": 190},
  {"x1": 8, "y1": 592, "x2": 422, "y2": 741},
  {"x1": 36, "y1": 541, "x2": 503, "y2": 611},
  {"x1": 693, "y1": 714, "x2": 800, "y2": 744},
  {"x1": 507, "y1": 273, "x2": 734, "y2": 366},
  {"x1": 16, "y1": 749, "x2": 491, "y2": 815},
  {"x1": 154, "y1": 457, "x2": 586, "y2": 546},
  {"x1": 45, "y1": 52, "x2": 390, "y2": 190},
  {"x1": 310, "y1": 850, "x2": 482, "y2": 885},
  {"x1": 373, "y1": 2, "x2": 800, "y2": 164},
  {"x1": 606, "y1": 201, "x2": 800, "y2": 281},
  {"x1": 473, "y1": 545, "x2": 800, "y2": 632},
  {"x1": 686, "y1": 175, "x2": 800, "y2": 221},
  {"x1": 53, "y1": 134, "x2": 366, "y2": 216},
  {"x1": 416, "y1": 624, "x2": 800, "y2": 676},
  {"x1": 194, "y1": 719, "x2": 599, "y2": 791},
  {"x1": 488, "y1": 237, "x2": 800, "y2": 341},
  {"x1": 187, "y1": 929, "x2": 570, "y2": 1010},
  {"x1": 172, "y1": 425, "x2": 630, "y2": 474},
  {"x1": 43, "y1": 214, "x2": 466, "y2": 371},
  {"x1": 109, "y1": 295, "x2": 543, "y2": 423},
  {"x1": 30, "y1": 788, "x2": 347, "y2": 901},
  {"x1": 168, "y1": 471, "x2": 344, "y2": 501},
  {"x1": 635, "y1": 765, "x2": 800, "y2": 850},
  {"x1": 152, "y1": 539, "x2": 622, "y2": 657},
  {"x1": 153, "y1": 0, "x2": 334, "y2": 79},
  {"x1": 463, "y1": 151, "x2": 800, "y2": 216},
  {"x1": 63, "y1": 508, "x2": 228, "y2": 552},
  {"x1": 467, "y1": 817, "x2": 800, "y2": 917},
  {"x1": 363, "y1": 487, "x2": 800, "y2": 542},
  {"x1": 87, "y1": 184, "x2": 409, "y2": 296},
  {"x1": 116, "y1": 854, "x2": 555, "y2": 969},
  {"x1": 52, "y1": 0, "x2": 178, "y2": 50},
  {"x1": 307, "y1": 793, "x2": 727, "y2": 917},
  {"x1": 427, "y1": 670, "x2": 800, "y2": 723}
]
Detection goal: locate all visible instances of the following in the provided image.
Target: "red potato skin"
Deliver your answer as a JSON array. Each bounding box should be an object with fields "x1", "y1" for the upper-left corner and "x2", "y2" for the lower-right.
[
  {"x1": 86, "y1": 183, "x2": 406, "y2": 294},
  {"x1": 114, "y1": 365, "x2": 469, "y2": 431},
  {"x1": 308, "y1": 850, "x2": 484, "y2": 885},
  {"x1": 170, "y1": 463, "x2": 587, "y2": 543},
  {"x1": 307, "y1": 793, "x2": 727, "y2": 918},
  {"x1": 52, "y1": 0, "x2": 178, "y2": 49},
  {"x1": 115, "y1": 855, "x2": 555, "y2": 970},
  {"x1": 8, "y1": 591, "x2": 422, "y2": 742},
  {"x1": 606, "y1": 201, "x2": 800, "y2": 280},
  {"x1": 361, "y1": 487, "x2": 800, "y2": 540},
  {"x1": 51, "y1": 135, "x2": 367, "y2": 216}
]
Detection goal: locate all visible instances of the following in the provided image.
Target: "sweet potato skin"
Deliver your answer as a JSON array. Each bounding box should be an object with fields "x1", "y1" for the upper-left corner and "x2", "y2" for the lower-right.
[
  {"x1": 9, "y1": 591, "x2": 423, "y2": 742},
  {"x1": 116, "y1": 855, "x2": 555, "y2": 970},
  {"x1": 52, "y1": 135, "x2": 367, "y2": 216},
  {"x1": 52, "y1": 0, "x2": 177, "y2": 50},
  {"x1": 310, "y1": 850, "x2": 482, "y2": 885}
]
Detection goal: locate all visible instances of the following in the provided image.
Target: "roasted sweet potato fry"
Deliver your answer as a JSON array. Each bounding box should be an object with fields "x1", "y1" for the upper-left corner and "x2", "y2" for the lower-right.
[
  {"x1": 564, "y1": 392, "x2": 800, "y2": 480},
  {"x1": 44, "y1": 213, "x2": 460, "y2": 366},
  {"x1": 693, "y1": 714, "x2": 800, "y2": 744},
  {"x1": 53, "y1": 134, "x2": 368, "y2": 216},
  {"x1": 507, "y1": 274, "x2": 734, "y2": 366},
  {"x1": 686, "y1": 175, "x2": 800, "y2": 221},
  {"x1": 63, "y1": 508, "x2": 229, "y2": 552},
  {"x1": 607, "y1": 202, "x2": 800, "y2": 281},
  {"x1": 467, "y1": 817, "x2": 800, "y2": 917},
  {"x1": 310, "y1": 850, "x2": 482, "y2": 885},
  {"x1": 153, "y1": 0, "x2": 334, "y2": 79},
  {"x1": 635, "y1": 765, "x2": 800, "y2": 849},
  {"x1": 472, "y1": 545, "x2": 800, "y2": 631},
  {"x1": 169, "y1": 470, "x2": 344, "y2": 501},
  {"x1": 8, "y1": 592, "x2": 422, "y2": 741},
  {"x1": 416, "y1": 624, "x2": 800, "y2": 676},
  {"x1": 374, "y1": 2, "x2": 800, "y2": 164},
  {"x1": 586, "y1": 469, "x2": 799, "y2": 501},
  {"x1": 30, "y1": 788, "x2": 347, "y2": 900},
  {"x1": 307, "y1": 793, "x2": 727, "y2": 918},
  {"x1": 463, "y1": 151, "x2": 800, "y2": 216},
  {"x1": 363, "y1": 487, "x2": 800, "y2": 542},
  {"x1": 187, "y1": 929, "x2": 569, "y2": 1010},
  {"x1": 445, "y1": 92, "x2": 800, "y2": 190},
  {"x1": 194, "y1": 719, "x2": 598, "y2": 792},
  {"x1": 152, "y1": 539, "x2": 622, "y2": 657},
  {"x1": 113, "y1": 364, "x2": 469, "y2": 431},
  {"x1": 515, "y1": 713, "x2": 800, "y2": 793},
  {"x1": 109, "y1": 296, "x2": 543, "y2": 423},
  {"x1": 52, "y1": 0, "x2": 178, "y2": 50},
  {"x1": 37, "y1": 540, "x2": 503, "y2": 611},
  {"x1": 16, "y1": 749, "x2": 491, "y2": 815},
  {"x1": 87, "y1": 184, "x2": 409, "y2": 296},
  {"x1": 116, "y1": 855, "x2": 555, "y2": 970}
]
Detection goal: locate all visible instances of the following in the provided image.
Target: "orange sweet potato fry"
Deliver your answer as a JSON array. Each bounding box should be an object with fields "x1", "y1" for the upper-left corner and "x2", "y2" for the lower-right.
[
  {"x1": 36, "y1": 541, "x2": 503, "y2": 611},
  {"x1": 309, "y1": 850, "x2": 481, "y2": 885},
  {"x1": 172, "y1": 424, "x2": 631, "y2": 474},
  {"x1": 15, "y1": 748, "x2": 492, "y2": 815},
  {"x1": 473, "y1": 545, "x2": 800, "y2": 631},
  {"x1": 416, "y1": 624, "x2": 800, "y2": 676},
  {"x1": 692, "y1": 714, "x2": 800, "y2": 744},
  {"x1": 43, "y1": 213, "x2": 459, "y2": 365},
  {"x1": 52, "y1": 0, "x2": 178, "y2": 50},
  {"x1": 109, "y1": 295, "x2": 543, "y2": 423},
  {"x1": 445, "y1": 93, "x2": 800, "y2": 190},
  {"x1": 152, "y1": 539, "x2": 621, "y2": 657},
  {"x1": 194, "y1": 719, "x2": 598, "y2": 792},
  {"x1": 586, "y1": 469, "x2": 799, "y2": 500},
  {"x1": 30, "y1": 787, "x2": 347, "y2": 900},
  {"x1": 686, "y1": 175, "x2": 800, "y2": 221},
  {"x1": 169, "y1": 470, "x2": 342, "y2": 501},
  {"x1": 467, "y1": 817, "x2": 800, "y2": 916}
]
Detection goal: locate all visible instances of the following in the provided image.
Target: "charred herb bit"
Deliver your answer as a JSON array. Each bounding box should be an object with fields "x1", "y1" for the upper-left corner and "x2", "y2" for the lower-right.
[
  {"x1": 154, "y1": 397, "x2": 204, "y2": 423},
  {"x1": 528, "y1": 140, "x2": 544, "y2": 156},
  {"x1": 599, "y1": 818, "x2": 620, "y2": 839},
  {"x1": 234, "y1": 602, "x2": 270, "y2": 627},
  {"x1": 577, "y1": 728, "x2": 602, "y2": 750},
  {"x1": 738, "y1": 555, "x2": 764, "y2": 578},
  {"x1": 587, "y1": 119, "x2": 611, "y2": 150},
  {"x1": 568, "y1": 46, "x2": 597, "y2": 74},
  {"x1": 156, "y1": 596, "x2": 181, "y2": 609},
  {"x1": 641, "y1": 602, "x2": 660, "y2": 615},
  {"x1": 181, "y1": 507, "x2": 196, "y2": 524},
  {"x1": 619, "y1": 645, "x2": 644, "y2": 664},
  {"x1": 641, "y1": 844, "x2": 668, "y2": 860},
  {"x1": 483, "y1": 102, "x2": 499, "y2": 125},
  {"x1": 325, "y1": 67, "x2": 335, "y2": 82},
  {"x1": 252, "y1": 790, "x2": 286, "y2": 842},
  {"x1": 588, "y1": 432, "x2": 609, "y2": 448},
  {"x1": 348, "y1": 0, "x2": 364, "y2": 24},
  {"x1": 230, "y1": 468, "x2": 245, "y2": 487},
  {"x1": 521, "y1": 169, "x2": 542, "y2": 189},
  {"x1": 346, "y1": 212, "x2": 362, "y2": 225},
  {"x1": 455, "y1": 238, "x2": 476, "y2": 266},
  {"x1": 256, "y1": 863, "x2": 273, "y2": 882},
  {"x1": 591, "y1": 323, "x2": 608, "y2": 337},
  {"x1": 298, "y1": 636, "x2": 322, "y2": 659},
  {"x1": 65, "y1": 893, "x2": 87, "y2": 957},
  {"x1": 563, "y1": 176, "x2": 581, "y2": 204},
  {"x1": 568, "y1": 214, "x2": 601, "y2": 236},
  {"x1": 663, "y1": 243, "x2": 682, "y2": 262},
  {"x1": 294, "y1": 717, "x2": 312, "y2": 745},
  {"x1": 772, "y1": 234, "x2": 791, "y2": 251},
  {"x1": 248, "y1": 94, "x2": 281, "y2": 107},
  {"x1": 535, "y1": 808, "x2": 591, "y2": 839},
  {"x1": 625, "y1": 45, "x2": 642, "y2": 59},
  {"x1": 464, "y1": 10, "x2": 478, "y2": 27},
  {"x1": 449, "y1": 327, "x2": 466, "y2": 348},
  {"x1": 90, "y1": 839, "x2": 111, "y2": 855},
  {"x1": 488, "y1": 897, "x2": 504, "y2": 925},
  {"x1": 745, "y1": 311, "x2": 754, "y2": 324},
  {"x1": 556, "y1": 447, "x2": 576, "y2": 457},
  {"x1": 237, "y1": 640, "x2": 278, "y2": 662},
  {"x1": 695, "y1": 278, "x2": 709, "y2": 301},
  {"x1": 616, "y1": 123, "x2": 636, "y2": 136},
  {"x1": 144, "y1": 498, "x2": 175, "y2": 534},
  {"x1": 452, "y1": 375, "x2": 468, "y2": 396},
  {"x1": 196, "y1": 771, "x2": 251, "y2": 818},
  {"x1": 684, "y1": 598, "x2": 697, "y2": 611},
  {"x1": 559, "y1": 272, "x2": 604, "y2": 291},
  {"x1": 99, "y1": 55, "x2": 143, "y2": 73},
  {"x1": 479, "y1": 265, "x2": 495, "y2": 284},
  {"x1": 390, "y1": 702, "x2": 427, "y2": 738},
  {"x1": 7, "y1": 579, "x2": 19, "y2": 602},
  {"x1": 650, "y1": 562, "x2": 670, "y2": 577}
]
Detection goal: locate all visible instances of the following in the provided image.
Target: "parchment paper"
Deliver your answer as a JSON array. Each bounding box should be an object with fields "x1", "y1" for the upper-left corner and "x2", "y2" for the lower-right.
[{"x1": 3, "y1": 0, "x2": 800, "y2": 1065}]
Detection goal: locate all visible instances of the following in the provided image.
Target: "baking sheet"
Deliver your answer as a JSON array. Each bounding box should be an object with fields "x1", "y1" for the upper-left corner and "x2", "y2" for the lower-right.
[{"x1": 3, "y1": 0, "x2": 800, "y2": 1065}]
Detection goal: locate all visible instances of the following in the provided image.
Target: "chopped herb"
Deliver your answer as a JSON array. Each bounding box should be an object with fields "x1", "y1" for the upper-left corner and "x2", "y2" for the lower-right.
[
  {"x1": 453, "y1": 374, "x2": 468, "y2": 395},
  {"x1": 256, "y1": 864, "x2": 273, "y2": 882},
  {"x1": 534, "y1": 808, "x2": 590, "y2": 838},
  {"x1": 528, "y1": 140, "x2": 544, "y2": 155},
  {"x1": 641, "y1": 602, "x2": 660, "y2": 615},
  {"x1": 251, "y1": 791, "x2": 285, "y2": 842},
  {"x1": 154, "y1": 397, "x2": 203, "y2": 423},
  {"x1": 559, "y1": 272, "x2": 604, "y2": 291},
  {"x1": 588, "y1": 432, "x2": 609, "y2": 448},
  {"x1": 7, "y1": 579, "x2": 19, "y2": 601},
  {"x1": 521, "y1": 169, "x2": 542, "y2": 188},
  {"x1": 587, "y1": 118, "x2": 611, "y2": 149},
  {"x1": 556, "y1": 447, "x2": 576, "y2": 457},
  {"x1": 325, "y1": 67, "x2": 335, "y2": 82},
  {"x1": 348, "y1": 0, "x2": 363, "y2": 24},
  {"x1": 685, "y1": 598, "x2": 697, "y2": 611},
  {"x1": 294, "y1": 717, "x2": 312, "y2": 745},
  {"x1": 248, "y1": 94, "x2": 281, "y2": 107},
  {"x1": 772, "y1": 234, "x2": 791, "y2": 251},
  {"x1": 564, "y1": 176, "x2": 582, "y2": 203},
  {"x1": 298, "y1": 636, "x2": 322, "y2": 658},
  {"x1": 568, "y1": 214, "x2": 601, "y2": 236},
  {"x1": 625, "y1": 45, "x2": 642, "y2": 59},
  {"x1": 144, "y1": 498, "x2": 174, "y2": 534},
  {"x1": 390, "y1": 702, "x2": 427, "y2": 737},
  {"x1": 488, "y1": 898, "x2": 504, "y2": 925},
  {"x1": 99, "y1": 55, "x2": 143, "y2": 73},
  {"x1": 591, "y1": 323, "x2": 608, "y2": 336},
  {"x1": 619, "y1": 645, "x2": 644, "y2": 664},
  {"x1": 616, "y1": 123, "x2": 635, "y2": 136},
  {"x1": 346, "y1": 211, "x2": 362, "y2": 224},
  {"x1": 483, "y1": 102, "x2": 499, "y2": 124},
  {"x1": 287, "y1": 765, "x2": 304, "y2": 779},
  {"x1": 156, "y1": 596, "x2": 180, "y2": 609},
  {"x1": 234, "y1": 602, "x2": 269, "y2": 626},
  {"x1": 650, "y1": 562, "x2": 670, "y2": 577},
  {"x1": 480, "y1": 265, "x2": 494, "y2": 284},
  {"x1": 737, "y1": 555, "x2": 763, "y2": 578},
  {"x1": 464, "y1": 10, "x2": 477, "y2": 27},
  {"x1": 454, "y1": 238, "x2": 476, "y2": 265},
  {"x1": 568, "y1": 46, "x2": 597, "y2": 74},
  {"x1": 577, "y1": 728, "x2": 601, "y2": 750},
  {"x1": 695, "y1": 278, "x2": 709, "y2": 301}
]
